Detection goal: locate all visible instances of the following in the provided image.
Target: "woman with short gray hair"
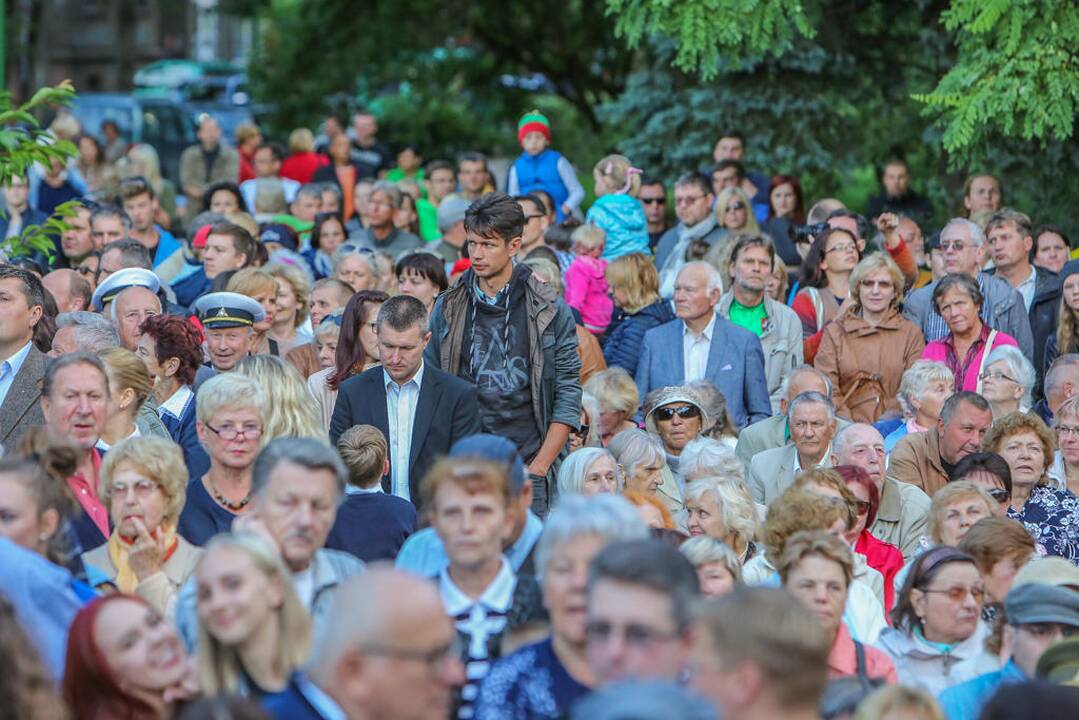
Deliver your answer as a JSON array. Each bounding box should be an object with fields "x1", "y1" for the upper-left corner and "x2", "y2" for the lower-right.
[
  {"x1": 556, "y1": 447, "x2": 619, "y2": 498},
  {"x1": 885, "y1": 360, "x2": 955, "y2": 452},
  {"x1": 978, "y1": 344, "x2": 1035, "y2": 419},
  {"x1": 608, "y1": 427, "x2": 683, "y2": 522},
  {"x1": 332, "y1": 245, "x2": 380, "y2": 292},
  {"x1": 475, "y1": 494, "x2": 647, "y2": 719}
]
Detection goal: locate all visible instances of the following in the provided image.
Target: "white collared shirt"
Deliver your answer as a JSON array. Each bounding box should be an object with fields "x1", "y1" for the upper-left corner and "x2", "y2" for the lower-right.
[
  {"x1": 0, "y1": 340, "x2": 33, "y2": 407},
  {"x1": 385, "y1": 362, "x2": 425, "y2": 502},
  {"x1": 1015, "y1": 265, "x2": 1037, "y2": 312},
  {"x1": 682, "y1": 312, "x2": 717, "y2": 383},
  {"x1": 794, "y1": 443, "x2": 832, "y2": 474}
]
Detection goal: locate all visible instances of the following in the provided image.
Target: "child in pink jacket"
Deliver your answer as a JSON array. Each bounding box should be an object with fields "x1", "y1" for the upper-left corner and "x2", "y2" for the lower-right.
[{"x1": 565, "y1": 224, "x2": 613, "y2": 334}]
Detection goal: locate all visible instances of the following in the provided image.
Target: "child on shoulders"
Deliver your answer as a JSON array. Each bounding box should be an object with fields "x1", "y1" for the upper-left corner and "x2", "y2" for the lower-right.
[{"x1": 564, "y1": 224, "x2": 613, "y2": 334}]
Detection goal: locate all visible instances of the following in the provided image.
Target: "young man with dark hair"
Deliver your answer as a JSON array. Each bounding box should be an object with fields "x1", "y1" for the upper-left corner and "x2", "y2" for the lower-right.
[
  {"x1": 456, "y1": 152, "x2": 489, "y2": 200},
  {"x1": 329, "y1": 295, "x2": 480, "y2": 506},
  {"x1": 89, "y1": 205, "x2": 130, "y2": 250},
  {"x1": 425, "y1": 192, "x2": 582, "y2": 515},
  {"x1": 654, "y1": 172, "x2": 724, "y2": 299},
  {"x1": 119, "y1": 176, "x2": 184, "y2": 281},
  {"x1": 866, "y1": 156, "x2": 934, "y2": 225},
  {"x1": 171, "y1": 222, "x2": 255, "y2": 308}
]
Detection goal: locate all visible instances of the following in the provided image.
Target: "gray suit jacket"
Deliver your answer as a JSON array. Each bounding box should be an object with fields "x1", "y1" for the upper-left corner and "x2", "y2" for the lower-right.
[
  {"x1": 736, "y1": 414, "x2": 851, "y2": 471},
  {"x1": 0, "y1": 346, "x2": 46, "y2": 454},
  {"x1": 749, "y1": 444, "x2": 833, "y2": 505}
]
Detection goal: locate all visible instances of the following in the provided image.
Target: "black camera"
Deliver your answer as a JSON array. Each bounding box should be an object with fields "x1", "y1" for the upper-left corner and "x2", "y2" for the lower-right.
[{"x1": 790, "y1": 222, "x2": 830, "y2": 245}]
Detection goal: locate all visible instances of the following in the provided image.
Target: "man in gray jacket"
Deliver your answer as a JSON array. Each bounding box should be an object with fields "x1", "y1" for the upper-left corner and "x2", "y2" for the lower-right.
[
  {"x1": 903, "y1": 217, "x2": 1033, "y2": 360},
  {"x1": 716, "y1": 234, "x2": 803, "y2": 412},
  {"x1": 654, "y1": 172, "x2": 726, "y2": 299},
  {"x1": 425, "y1": 192, "x2": 581, "y2": 515}
]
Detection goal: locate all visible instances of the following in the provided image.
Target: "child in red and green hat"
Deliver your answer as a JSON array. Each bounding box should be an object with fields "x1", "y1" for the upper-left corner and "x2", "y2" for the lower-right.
[{"x1": 507, "y1": 109, "x2": 584, "y2": 222}]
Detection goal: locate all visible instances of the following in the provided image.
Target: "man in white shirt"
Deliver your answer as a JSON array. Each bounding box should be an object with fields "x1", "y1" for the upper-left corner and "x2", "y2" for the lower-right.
[
  {"x1": 425, "y1": 456, "x2": 544, "y2": 719},
  {"x1": 0, "y1": 266, "x2": 47, "y2": 453},
  {"x1": 748, "y1": 391, "x2": 837, "y2": 504},
  {"x1": 329, "y1": 295, "x2": 481, "y2": 508}
]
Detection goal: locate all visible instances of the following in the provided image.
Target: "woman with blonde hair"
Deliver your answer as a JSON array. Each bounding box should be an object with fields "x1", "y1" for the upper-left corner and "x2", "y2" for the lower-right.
[
  {"x1": 701, "y1": 188, "x2": 760, "y2": 282},
  {"x1": 226, "y1": 268, "x2": 280, "y2": 356},
  {"x1": 814, "y1": 252, "x2": 925, "y2": 423},
  {"x1": 265, "y1": 262, "x2": 313, "y2": 355},
  {"x1": 583, "y1": 368, "x2": 639, "y2": 444},
  {"x1": 179, "y1": 374, "x2": 264, "y2": 545},
  {"x1": 684, "y1": 477, "x2": 759, "y2": 564},
  {"x1": 195, "y1": 532, "x2": 311, "y2": 699},
  {"x1": 83, "y1": 436, "x2": 201, "y2": 620},
  {"x1": 97, "y1": 347, "x2": 169, "y2": 452},
  {"x1": 233, "y1": 355, "x2": 324, "y2": 442},
  {"x1": 1044, "y1": 264, "x2": 1079, "y2": 374},
  {"x1": 602, "y1": 252, "x2": 675, "y2": 372},
  {"x1": 585, "y1": 153, "x2": 648, "y2": 260},
  {"x1": 1049, "y1": 395, "x2": 1079, "y2": 495}
]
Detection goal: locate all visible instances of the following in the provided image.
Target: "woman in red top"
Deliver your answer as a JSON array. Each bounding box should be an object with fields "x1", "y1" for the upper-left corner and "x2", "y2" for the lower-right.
[
  {"x1": 280, "y1": 128, "x2": 328, "y2": 185},
  {"x1": 835, "y1": 464, "x2": 904, "y2": 615},
  {"x1": 62, "y1": 594, "x2": 196, "y2": 720}
]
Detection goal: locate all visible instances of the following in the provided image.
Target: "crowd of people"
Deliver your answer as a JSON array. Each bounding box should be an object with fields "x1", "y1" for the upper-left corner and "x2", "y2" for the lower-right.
[{"x1": 2, "y1": 104, "x2": 1079, "y2": 720}]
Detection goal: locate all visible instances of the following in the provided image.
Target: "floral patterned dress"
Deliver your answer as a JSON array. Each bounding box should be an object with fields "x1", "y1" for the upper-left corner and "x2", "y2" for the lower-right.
[{"x1": 1007, "y1": 484, "x2": 1079, "y2": 564}]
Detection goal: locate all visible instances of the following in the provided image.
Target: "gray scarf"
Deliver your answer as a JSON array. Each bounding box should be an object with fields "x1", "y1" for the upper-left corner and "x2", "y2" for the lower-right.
[{"x1": 659, "y1": 215, "x2": 719, "y2": 297}]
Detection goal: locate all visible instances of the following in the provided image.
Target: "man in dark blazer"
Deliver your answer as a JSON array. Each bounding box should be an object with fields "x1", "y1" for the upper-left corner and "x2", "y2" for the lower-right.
[
  {"x1": 0, "y1": 266, "x2": 48, "y2": 454},
  {"x1": 636, "y1": 261, "x2": 771, "y2": 428},
  {"x1": 263, "y1": 567, "x2": 465, "y2": 720},
  {"x1": 329, "y1": 295, "x2": 481, "y2": 508}
]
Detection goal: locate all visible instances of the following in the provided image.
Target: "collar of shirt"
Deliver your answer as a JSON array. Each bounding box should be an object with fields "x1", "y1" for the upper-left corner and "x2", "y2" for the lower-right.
[
  {"x1": 295, "y1": 674, "x2": 348, "y2": 720},
  {"x1": 793, "y1": 443, "x2": 831, "y2": 474},
  {"x1": 472, "y1": 271, "x2": 513, "y2": 306},
  {"x1": 682, "y1": 311, "x2": 717, "y2": 342},
  {"x1": 1015, "y1": 265, "x2": 1038, "y2": 307},
  {"x1": 0, "y1": 340, "x2": 33, "y2": 378},
  {"x1": 506, "y1": 510, "x2": 543, "y2": 569},
  {"x1": 158, "y1": 384, "x2": 194, "y2": 419},
  {"x1": 383, "y1": 361, "x2": 425, "y2": 393},
  {"x1": 345, "y1": 484, "x2": 383, "y2": 496},
  {"x1": 439, "y1": 556, "x2": 515, "y2": 617}
]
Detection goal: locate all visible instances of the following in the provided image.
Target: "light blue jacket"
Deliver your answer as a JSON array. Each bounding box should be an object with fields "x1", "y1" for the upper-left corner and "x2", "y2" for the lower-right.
[
  {"x1": 938, "y1": 660, "x2": 1025, "y2": 720},
  {"x1": 586, "y1": 193, "x2": 649, "y2": 260}
]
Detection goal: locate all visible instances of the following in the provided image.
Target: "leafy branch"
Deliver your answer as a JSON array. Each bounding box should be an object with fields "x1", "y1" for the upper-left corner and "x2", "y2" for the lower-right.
[{"x1": 0, "y1": 81, "x2": 78, "y2": 260}]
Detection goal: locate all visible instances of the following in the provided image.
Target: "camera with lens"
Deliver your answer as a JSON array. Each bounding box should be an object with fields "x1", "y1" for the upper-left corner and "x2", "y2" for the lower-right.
[{"x1": 789, "y1": 222, "x2": 830, "y2": 246}]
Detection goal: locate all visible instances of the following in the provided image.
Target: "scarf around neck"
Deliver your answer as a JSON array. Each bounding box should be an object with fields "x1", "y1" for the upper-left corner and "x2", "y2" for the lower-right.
[{"x1": 107, "y1": 523, "x2": 180, "y2": 593}]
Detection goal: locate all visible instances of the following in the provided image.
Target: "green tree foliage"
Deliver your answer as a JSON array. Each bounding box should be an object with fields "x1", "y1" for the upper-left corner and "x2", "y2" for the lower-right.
[
  {"x1": 912, "y1": 0, "x2": 1079, "y2": 160},
  {"x1": 606, "y1": 0, "x2": 814, "y2": 80},
  {"x1": 607, "y1": 0, "x2": 1079, "y2": 161},
  {"x1": 242, "y1": 0, "x2": 630, "y2": 156},
  {"x1": 0, "y1": 81, "x2": 78, "y2": 260}
]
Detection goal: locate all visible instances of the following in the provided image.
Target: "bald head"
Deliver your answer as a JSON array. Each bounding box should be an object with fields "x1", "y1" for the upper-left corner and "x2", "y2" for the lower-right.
[
  {"x1": 780, "y1": 366, "x2": 832, "y2": 414},
  {"x1": 831, "y1": 423, "x2": 886, "y2": 489},
  {"x1": 308, "y1": 567, "x2": 464, "y2": 719},
  {"x1": 1046, "y1": 355, "x2": 1079, "y2": 415},
  {"x1": 43, "y1": 268, "x2": 90, "y2": 313}
]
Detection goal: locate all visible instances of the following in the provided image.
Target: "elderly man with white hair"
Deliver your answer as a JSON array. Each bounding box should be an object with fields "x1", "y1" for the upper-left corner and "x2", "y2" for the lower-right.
[
  {"x1": 902, "y1": 217, "x2": 1033, "y2": 359},
  {"x1": 748, "y1": 391, "x2": 836, "y2": 504},
  {"x1": 830, "y1": 422, "x2": 931, "y2": 559},
  {"x1": 636, "y1": 261, "x2": 770, "y2": 428}
]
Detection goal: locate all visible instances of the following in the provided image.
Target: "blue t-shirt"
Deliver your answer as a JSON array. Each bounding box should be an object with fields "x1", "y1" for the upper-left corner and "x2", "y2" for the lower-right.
[{"x1": 178, "y1": 478, "x2": 238, "y2": 546}]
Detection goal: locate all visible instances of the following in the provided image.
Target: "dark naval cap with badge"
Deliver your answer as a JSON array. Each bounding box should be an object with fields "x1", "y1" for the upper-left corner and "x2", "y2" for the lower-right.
[{"x1": 192, "y1": 291, "x2": 266, "y2": 330}]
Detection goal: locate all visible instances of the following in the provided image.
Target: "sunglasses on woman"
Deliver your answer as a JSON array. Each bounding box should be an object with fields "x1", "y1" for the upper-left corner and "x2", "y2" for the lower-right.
[{"x1": 654, "y1": 405, "x2": 701, "y2": 422}]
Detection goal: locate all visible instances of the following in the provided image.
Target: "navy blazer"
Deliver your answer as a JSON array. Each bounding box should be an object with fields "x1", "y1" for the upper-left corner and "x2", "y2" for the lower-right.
[
  {"x1": 329, "y1": 363, "x2": 482, "y2": 508},
  {"x1": 262, "y1": 676, "x2": 331, "y2": 720},
  {"x1": 635, "y1": 315, "x2": 771, "y2": 428}
]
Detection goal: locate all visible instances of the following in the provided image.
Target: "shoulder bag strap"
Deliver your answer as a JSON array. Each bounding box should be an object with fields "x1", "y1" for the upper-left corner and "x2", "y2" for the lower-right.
[{"x1": 974, "y1": 329, "x2": 999, "y2": 394}]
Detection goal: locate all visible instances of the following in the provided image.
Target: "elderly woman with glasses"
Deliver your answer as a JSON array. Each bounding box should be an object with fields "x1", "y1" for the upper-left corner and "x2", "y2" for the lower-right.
[
  {"x1": 474, "y1": 494, "x2": 647, "y2": 720},
  {"x1": 877, "y1": 547, "x2": 997, "y2": 696},
  {"x1": 177, "y1": 373, "x2": 264, "y2": 546},
  {"x1": 83, "y1": 436, "x2": 201, "y2": 620},
  {"x1": 978, "y1": 345, "x2": 1035, "y2": 419},
  {"x1": 982, "y1": 412, "x2": 1079, "y2": 564},
  {"x1": 1048, "y1": 396, "x2": 1079, "y2": 496},
  {"x1": 921, "y1": 273, "x2": 1019, "y2": 392},
  {"x1": 642, "y1": 386, "x2": 708, "y2": 481}
]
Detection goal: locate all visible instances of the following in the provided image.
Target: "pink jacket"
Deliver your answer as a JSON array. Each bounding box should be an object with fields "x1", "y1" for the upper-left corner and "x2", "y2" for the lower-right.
[
  {"x1": 828, "y1": 622, "x2": 898, "y2": 683},
  {"x1": 565, "y1": 255, "x2": 613, "y2": 333},
  {"x1": 921, "y1": 327, "x2": 1018, "y2": 392}
]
